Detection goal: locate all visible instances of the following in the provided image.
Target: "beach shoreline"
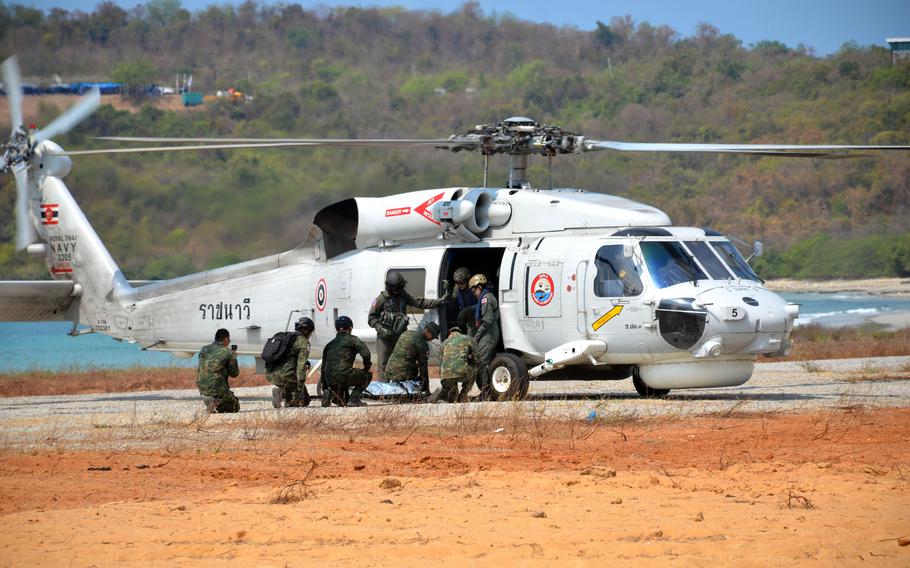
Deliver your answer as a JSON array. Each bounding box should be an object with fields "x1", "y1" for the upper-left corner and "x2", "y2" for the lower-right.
[{"x1": 765, "y1": 277, "x2": 910, "y2": 296}]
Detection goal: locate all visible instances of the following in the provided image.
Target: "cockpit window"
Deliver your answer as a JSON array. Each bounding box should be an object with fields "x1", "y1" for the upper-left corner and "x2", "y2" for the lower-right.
[
  {"x1": 684, "y1": 241, "x2": 734, "y2": 280},
  {"x1": 641, "y1": 241, "x2": 708, "y2": 288},
  {"x1": 593, "y1": 245, "x2": 643, "y2": 297},
  {"x1": 710, "y1": 241, "x2": 760, "y2": 281}
]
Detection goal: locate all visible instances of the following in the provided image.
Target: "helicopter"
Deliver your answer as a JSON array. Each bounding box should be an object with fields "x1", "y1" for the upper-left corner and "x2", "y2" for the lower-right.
[{"x1": 2, "y1": 55, "x2": 909, "y2": 400}]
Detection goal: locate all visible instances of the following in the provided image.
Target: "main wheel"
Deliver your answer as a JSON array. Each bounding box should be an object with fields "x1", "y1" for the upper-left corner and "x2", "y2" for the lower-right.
[
  {"x1": 487, "y1": 353, "x2": 530, "y2": 401},
  {"x1": 632, "y1": 366, "x2": 670, "y2": 398}
]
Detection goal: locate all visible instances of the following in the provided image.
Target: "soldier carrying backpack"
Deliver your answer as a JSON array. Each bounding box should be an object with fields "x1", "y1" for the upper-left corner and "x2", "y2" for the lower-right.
[{"x1": 262, "y1": 317, "x2": 315, "y2": 408}]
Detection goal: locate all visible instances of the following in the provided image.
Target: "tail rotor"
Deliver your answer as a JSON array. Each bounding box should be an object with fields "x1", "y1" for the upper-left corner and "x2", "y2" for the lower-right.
[{"x1": 1, "y1": 55, "x2": 99, "y2": 250}]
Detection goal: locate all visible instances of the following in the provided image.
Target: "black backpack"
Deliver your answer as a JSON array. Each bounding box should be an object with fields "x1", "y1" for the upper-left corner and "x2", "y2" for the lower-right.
[{"x1": 261, "y1": 331, "x2": 298, "y2": 371}]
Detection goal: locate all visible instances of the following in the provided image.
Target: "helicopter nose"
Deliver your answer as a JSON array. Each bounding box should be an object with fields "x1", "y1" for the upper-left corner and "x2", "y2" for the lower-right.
[{"x1": 690, "y1": 286, "x2": 795, "y2": 357}]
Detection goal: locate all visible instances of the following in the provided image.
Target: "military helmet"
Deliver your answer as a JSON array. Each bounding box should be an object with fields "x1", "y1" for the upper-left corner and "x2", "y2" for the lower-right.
[
  {"x1": 453, "y1": 267, "x2": 472, "y2": 284},
  {"x1": 423, "y1": 321, "x2": 440, "y2": 338},
  {"x1": 385, "y1": 271, "x2": 406, "y2": 294},
  {"x1": 468, "y1": 273, "x2": 488, "y2": 289},
  {"x1": 295, "y1": 316, "x2": 315, "y2": 334},
  {"x1": 335, "y1": 315, "x2": 354, "y2": 330}
]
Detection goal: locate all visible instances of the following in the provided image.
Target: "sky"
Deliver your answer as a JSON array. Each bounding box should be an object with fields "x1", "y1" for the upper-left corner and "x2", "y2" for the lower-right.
[{"x1": 12, "y1": 0, "x2": 910, "y2": 56}]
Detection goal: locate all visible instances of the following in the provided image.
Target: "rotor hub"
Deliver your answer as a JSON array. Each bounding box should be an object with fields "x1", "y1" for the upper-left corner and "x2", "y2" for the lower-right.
[{"x1": 444, "y1": 117, "x2": 584, "y2": 158}]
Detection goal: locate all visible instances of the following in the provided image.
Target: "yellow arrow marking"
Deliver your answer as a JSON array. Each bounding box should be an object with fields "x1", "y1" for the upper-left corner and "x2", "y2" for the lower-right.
[{"x1": 591, "y1": 305, "x2": 623, "y2": 331}]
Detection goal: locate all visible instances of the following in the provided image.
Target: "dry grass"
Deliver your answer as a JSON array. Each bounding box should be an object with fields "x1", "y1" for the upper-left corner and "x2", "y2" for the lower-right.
[
  {"x1": 0, "y1": 366, "x2": 266, "y2": 397},
  {"x1": 768, "y1": 324, "x2": 910, "y2": 362}
]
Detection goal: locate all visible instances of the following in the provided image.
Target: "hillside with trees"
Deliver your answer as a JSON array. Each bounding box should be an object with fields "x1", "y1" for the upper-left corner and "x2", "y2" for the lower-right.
[{"x1": 1, "y1": 1, "x2": 908, "y2": 279}]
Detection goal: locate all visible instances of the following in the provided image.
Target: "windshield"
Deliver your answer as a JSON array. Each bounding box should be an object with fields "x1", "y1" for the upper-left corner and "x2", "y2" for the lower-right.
[
  {"x1": 641, "y1": 241, "x2": 708, "y2": 288},
  {"x1": 711, "y1": 241, "x2": 761, "y2": 281},
  {"x1": 684, "y1": 241, "x2": 734, "y2": 280}
]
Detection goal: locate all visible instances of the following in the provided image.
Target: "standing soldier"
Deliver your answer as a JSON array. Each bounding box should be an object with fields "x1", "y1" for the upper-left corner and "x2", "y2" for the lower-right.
[
  {"x1": 450, "y1": 266, "x2": 477, "y2": 333},
  {"x1": 469, "y1": 274, "x2": 499, "y2": 398},
  {"x1": 384, "y1": 321, "x2": 440, "y2": 394},
  {"x1": 321, "y1": 316, "x2": 372, "y2": 407},
  {"x1": 428, "y1": 326, "x2": 478, "y2": 403},
  {"x1": 196, "y1": 328, "x2": 241, "y2": 413},
  {"x1": 267, "y1": 317, "x2": 315, "y2": 408},
  {"x1": 368, "y1": 271, "x2": 448, "y2": 381}
]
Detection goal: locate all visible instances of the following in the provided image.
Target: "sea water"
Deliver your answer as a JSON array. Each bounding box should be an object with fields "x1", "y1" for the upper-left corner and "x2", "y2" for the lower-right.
[{"x1": 1, "y1": 292, "x2": 908, "y2": 372}]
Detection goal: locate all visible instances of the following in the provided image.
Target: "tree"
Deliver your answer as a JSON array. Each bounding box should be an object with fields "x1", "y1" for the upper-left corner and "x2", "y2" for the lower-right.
[{"x1": 112, "y1": 58, "x2": 158, "y2": 97}]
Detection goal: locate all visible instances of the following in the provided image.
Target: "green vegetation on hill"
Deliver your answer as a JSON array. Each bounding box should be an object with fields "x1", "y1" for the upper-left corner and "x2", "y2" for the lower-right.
[{"x1": 0, "y1": 1, "x2": 908, "y2": 279}]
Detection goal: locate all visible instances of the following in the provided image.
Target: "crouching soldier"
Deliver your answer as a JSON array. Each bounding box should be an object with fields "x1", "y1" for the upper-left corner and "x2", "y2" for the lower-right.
[
  {"x1": 321, "y1": 316, "x2": 372, "y2": 407},
  {"x1": 428, "y1": 327, "x2": 478, "y2": 403},
  {"x1": 267, "y1": 317, "x2": 315, "y2": 408},
  {"x1": 384, "y1": 321, "x2": 440, "y2": 394},
  {"x1": 196, "y1": 328, "x2": 240, "y2": 413}
]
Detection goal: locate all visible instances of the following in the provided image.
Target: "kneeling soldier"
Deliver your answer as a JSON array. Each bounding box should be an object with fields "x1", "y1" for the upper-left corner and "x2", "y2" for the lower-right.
[
  {"x1": 196, "y1": 328, "x2": 240, "y2": 413},
  {"x1": 384, "y1": 321, "x2": 440, "y2": 394},
  {"x1": 429, "y1": 327, "x2": 478, "y2": 403},
  {"x1": 321, "y1": 316, "x2": 372, "y2": 407},
  {"x1": 267, "y1": 316, "x2": 315, "y2": 408}
]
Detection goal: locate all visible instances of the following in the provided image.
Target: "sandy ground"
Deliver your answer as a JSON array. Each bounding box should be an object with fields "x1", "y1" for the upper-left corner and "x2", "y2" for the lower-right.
[
  {"x1": 766, "y1": 278, "x2": 910, "y2": 297},
  {"x1": 1, "y1": 357, "x2": 910, "y2": 566}
]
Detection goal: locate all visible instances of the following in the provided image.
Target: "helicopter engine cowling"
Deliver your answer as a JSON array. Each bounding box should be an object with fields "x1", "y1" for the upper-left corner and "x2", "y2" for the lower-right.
[{"x1": 314, "y1": 188, "x2": 508, "y2": 257}]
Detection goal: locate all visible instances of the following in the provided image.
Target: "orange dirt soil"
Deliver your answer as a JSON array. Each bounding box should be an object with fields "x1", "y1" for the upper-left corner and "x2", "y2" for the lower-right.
[{"x1": 1, "y1": 407, "x2": 908, "y2": 566}]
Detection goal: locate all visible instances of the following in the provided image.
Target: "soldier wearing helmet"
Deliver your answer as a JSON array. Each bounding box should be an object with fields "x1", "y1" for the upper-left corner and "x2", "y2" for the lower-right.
[
  {"x1": 469, "y1": 273, "x2": 500, "y2": 398},
  {"x1": 267, "y1": 316, "x2": 316, "y2": 408},
  {"x1": 321, "y1": 315, "x2": 372, "y2": 407},
  {"x1": 450, "y1": 266, "x2": 478, "y2": 333},
  {"x1": 368, "y1": 271, "x2": 449, "y2": 381},
  {"x1": 384, "y1": 320, "x2": 440, "y2": 393}
]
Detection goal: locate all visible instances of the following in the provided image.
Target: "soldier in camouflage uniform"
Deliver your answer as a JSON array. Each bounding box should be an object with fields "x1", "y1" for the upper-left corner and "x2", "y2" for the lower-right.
[
  {"x1": 469, "y1": 274, "x2": 500, "y2": 399},
  {"x1": 368, "y1": 271, "x2": 448, "y2": 381},
  {"x1": 320, "y1": 315, "x2": 372, "y2": 407},
  {"x1": 428, "y1": 327, "x2": 478, "y2": 403},
  {"x1": 384, "y1": 321, "x2": 440, "y2": 393},
  {"x1": 451, "y1": 266, "x2": 478, "y2": 333},
  {"x1": 267, "y1": 317, "x2": 315, "y2": 408},
  {"x1": 196, "y1": 328, "x2": 241, "y2": 413}
]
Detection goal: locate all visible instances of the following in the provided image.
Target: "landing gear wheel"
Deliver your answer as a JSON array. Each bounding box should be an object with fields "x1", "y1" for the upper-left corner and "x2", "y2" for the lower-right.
[
  {"x1": 487, "y1": 353, "x2": 530, "y2": 401},
  {"x1": 632, "y1": 367, "x2": 670, "y2": 398}
]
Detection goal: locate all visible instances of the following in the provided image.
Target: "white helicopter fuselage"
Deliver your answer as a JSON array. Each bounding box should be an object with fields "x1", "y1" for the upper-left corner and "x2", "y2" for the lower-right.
[{"x1": 11, "y1": 159, "x2": 798, "y2": 398}]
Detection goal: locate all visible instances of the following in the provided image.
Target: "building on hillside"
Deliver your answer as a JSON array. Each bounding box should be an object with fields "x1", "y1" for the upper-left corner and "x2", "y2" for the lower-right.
[{"x1": 886, "y1": 37, "x2": 910, "y2": 65}]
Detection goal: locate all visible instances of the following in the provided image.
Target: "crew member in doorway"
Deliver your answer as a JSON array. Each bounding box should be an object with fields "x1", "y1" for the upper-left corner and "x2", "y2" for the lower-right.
[
  {"x1": 267, "y1": 316, "x2": 315, "y2": 408},
  {"x1": 321, "y1": 316, "x2": 372, "y2": 407},
  {"x1": 469, "y1": 274, "x2": 500, "y2": 399},
  {"x1": 196, "y1": 328, "x2": 240, "y2": 413},
  {"x1": 450, "y1": 266, "x2": 478, "y2": 333},
  {"x1": 384, "y1": 321, "x2": 440, "y2": 394},
  {"x1": 368, "y1": 271, "x2": 448, "y2": 381}
]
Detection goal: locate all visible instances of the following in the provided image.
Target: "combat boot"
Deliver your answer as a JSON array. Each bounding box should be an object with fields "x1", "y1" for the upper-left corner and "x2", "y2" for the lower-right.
[
  {"x1": 347, "y1": 387, "x2": 366, "y2": 407},
  {"x1": 321, "y1": 387, "x2": 332, "y2": 407},
  {"x1": 426, "y1": 388, "x2": 443, "y2": 404},
  {"x1": 271, "y1": 387, "x2": 283, "y2": 409}
]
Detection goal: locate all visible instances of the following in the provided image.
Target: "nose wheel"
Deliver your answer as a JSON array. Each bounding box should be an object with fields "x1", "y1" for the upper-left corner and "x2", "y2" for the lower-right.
[{"x1": 632, "y1": 366, "x2": 670, "y2": 398}]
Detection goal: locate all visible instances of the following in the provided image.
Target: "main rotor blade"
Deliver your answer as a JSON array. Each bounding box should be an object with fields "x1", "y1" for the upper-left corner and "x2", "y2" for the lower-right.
[
  {"x1": 583, "y1": 139, "x2": 910, "y2": 157},
  {"x1": 13, "y1": 165, "x2": 36, "y2": 250},
  {"x1": 51, "y1": 141, "x2": 324, "y2": 156},
  {"x1": 1, "y1": 56, "x2": 24, "y2": 131},
  {"x1": 35, "y1": 88, "x2": 100, "y2": 143},
  {"x1": 96, "y1": 136, "x2": 461, "y2": 148}
]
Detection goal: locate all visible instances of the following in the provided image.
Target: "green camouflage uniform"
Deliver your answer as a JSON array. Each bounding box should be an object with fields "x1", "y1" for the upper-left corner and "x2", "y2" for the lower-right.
[
  {"x1": 265, "y1": 334, "x2": 311, "y2": 406},
  {"x1": 471, "y1": 289, "x2": 500, "y2": 395},
  {"x1": 321, "y1": 331, "x2": 372, "y2": 405},
  {"x1": 368, "y1": 290, "x2": 444, "y2": 381},
  {"x1": 196, "y1": 341, "x2": 240, "y2": 413},
  {"x1": 384, "y1": 329, "x2": 430, "y2": 389},
  {"x1": 437, "y1": 330, "x2": 478, "y2": 402}
]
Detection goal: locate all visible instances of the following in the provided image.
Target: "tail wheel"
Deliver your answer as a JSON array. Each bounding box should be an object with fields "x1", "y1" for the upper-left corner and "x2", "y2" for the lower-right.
[
  {"x1": 632, "y1": 366, "x2": 670, "y2": 398},
  {"x1": 487, "y1": 353, "x2": 530, "y2": 401}
]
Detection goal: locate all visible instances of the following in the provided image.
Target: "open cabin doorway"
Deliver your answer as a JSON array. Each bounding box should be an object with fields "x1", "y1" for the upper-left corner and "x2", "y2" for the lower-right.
[{"x1": 439, "y1": 246, "x2": 506, "y2": 336}]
